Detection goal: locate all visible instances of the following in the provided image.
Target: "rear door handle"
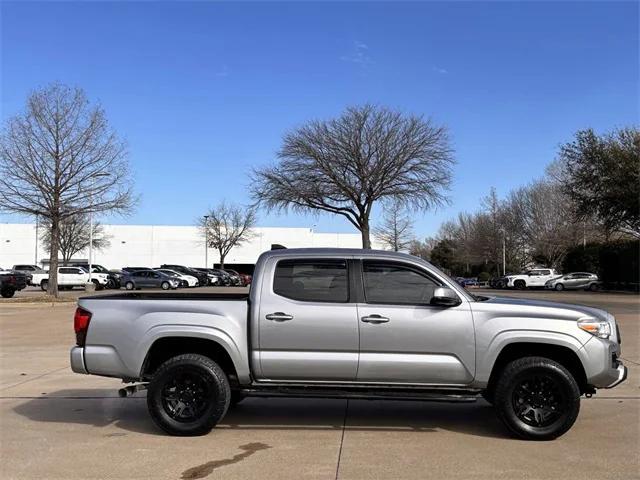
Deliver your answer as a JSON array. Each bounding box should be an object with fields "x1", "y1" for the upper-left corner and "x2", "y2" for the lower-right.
[
  {"x1": 361, "y1": 314, "x2": 390, "y2": 324},
  {"x1": 265, "y1": 312, "x2": 294, "y2": 322}
]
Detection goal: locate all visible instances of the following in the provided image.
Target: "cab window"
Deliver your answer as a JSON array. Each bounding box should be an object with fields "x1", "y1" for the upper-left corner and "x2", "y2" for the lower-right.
[
  {"x1": 362, "y1": 261, "x2": 442, "y2": 305},
  {"x1": 273, "y1": 259, "x2": 348, "y2": 303}
]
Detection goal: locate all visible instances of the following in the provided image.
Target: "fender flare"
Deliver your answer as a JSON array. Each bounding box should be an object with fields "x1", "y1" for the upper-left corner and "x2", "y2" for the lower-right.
[
  {"x1": 135, "y1": 324, "x2": 251, "y2": 383},
  {"x1": 476, "y1": 329, "x2": 586, "y2": 385}
]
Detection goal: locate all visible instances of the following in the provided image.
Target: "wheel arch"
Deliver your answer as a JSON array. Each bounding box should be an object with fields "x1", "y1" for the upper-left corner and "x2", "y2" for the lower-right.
[
  {"x1": 140, "y1": 335, "x2": 242, "y2": 386},
  {"x1": 485, "y1": 341, "x2": 589, "y2": 395}
]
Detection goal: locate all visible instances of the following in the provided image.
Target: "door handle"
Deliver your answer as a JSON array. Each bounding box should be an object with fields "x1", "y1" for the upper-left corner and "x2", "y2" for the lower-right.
[
  {"x1": 361, "y1": 314, "x2": 389, "y2": 324},
  {"x1": 265, "y1": 312, "x2": 294, "y2": 322}
]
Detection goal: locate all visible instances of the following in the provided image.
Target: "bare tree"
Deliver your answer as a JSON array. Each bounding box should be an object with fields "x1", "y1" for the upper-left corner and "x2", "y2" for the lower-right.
[
  {"x1": 374, "y1": 198, "x2": 415, "y2": 251},
  {"x1": 0, "y1": 83, "x2": 134, "y2": 295},
  {"x1": 40, "y1": 214, "x2": 111, "y2": 265},
  {"x1": 250, "y1": 104, "x2": 454, "y2": 248},
  {"x1": 199, "y1": 202, "x2": 257, "y2": 269}
]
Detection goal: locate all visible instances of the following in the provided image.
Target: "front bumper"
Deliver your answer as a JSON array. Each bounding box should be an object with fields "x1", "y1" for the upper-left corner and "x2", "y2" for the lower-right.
[
  {"x1": 605, "y1": 364, "x2": 627, "y2": 389},
  {"x1": 70, "y1": 346, "x2": 88, "y2": 374}
]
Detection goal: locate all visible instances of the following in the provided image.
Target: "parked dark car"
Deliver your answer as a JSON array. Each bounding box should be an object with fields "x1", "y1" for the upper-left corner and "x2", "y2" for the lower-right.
[
  {"x1": 121, "y1": 270, "x2": 180, "y2": 290},
  {"x1": 122, "y1": 267, "x2": 153, "y2": 274},
  {"x1": 12, "y1": 264, "x2": 45, "y2": 281},
  {"x1": 72, "y1": 263, "x2": 122, "y2": 289},
  {"x1": 191, "y1": 268, "x2": 221, "y2": 286},
  {"x1": 0, "y1": 268, "x2": 28, "y2": 298},
  {"x1": 160, "y1": 264, "x2": 207, "y2": 286},
  {"x1": 210, "y1": 268, "x2": 233, "y2": 286},
  {"x1": 222, "y1": 269, "x2": 242, "y2": 286}
]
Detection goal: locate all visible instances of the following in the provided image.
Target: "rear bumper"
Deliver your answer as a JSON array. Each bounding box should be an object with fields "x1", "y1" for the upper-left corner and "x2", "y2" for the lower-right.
[{"x1": 70, "y1": 347, "x2": 88, "y2": 374}]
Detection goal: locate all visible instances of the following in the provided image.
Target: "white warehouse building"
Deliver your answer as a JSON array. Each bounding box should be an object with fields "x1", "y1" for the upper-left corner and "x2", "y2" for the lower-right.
[{"x1": 0, "y1": 223, "x2": 382, "y2": 271}]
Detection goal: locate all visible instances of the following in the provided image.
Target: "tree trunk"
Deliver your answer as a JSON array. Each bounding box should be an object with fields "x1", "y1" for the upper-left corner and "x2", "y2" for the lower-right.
[
  {"x1": 219, "y1": 252, "x2": 225, "y2": 270},
  {"x1": 47, "y1": 218, "x2": 60, "y2": 297},
  {"x1": 360, "y1": 220, "x2": 371, "y2": 249}
]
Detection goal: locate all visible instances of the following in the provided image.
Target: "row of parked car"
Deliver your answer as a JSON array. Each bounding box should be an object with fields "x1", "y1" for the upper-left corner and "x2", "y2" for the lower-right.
[
  {"x1": 2, "y1": 263, "x2": 252, "y2": 294},
  {"x1": 489, "y1": 269, "x2": 601, "y2": 291}
]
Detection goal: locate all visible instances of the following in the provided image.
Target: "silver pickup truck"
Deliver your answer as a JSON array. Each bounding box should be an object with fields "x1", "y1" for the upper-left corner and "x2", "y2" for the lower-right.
[{"x1": 70, "y1": 248, "x2": 626, "y2": 440}]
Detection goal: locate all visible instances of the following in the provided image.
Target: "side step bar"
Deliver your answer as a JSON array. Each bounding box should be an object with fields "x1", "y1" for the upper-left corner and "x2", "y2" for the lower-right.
[{"x1": 240, "y1": 386, "x2": 480, "y2": 403}]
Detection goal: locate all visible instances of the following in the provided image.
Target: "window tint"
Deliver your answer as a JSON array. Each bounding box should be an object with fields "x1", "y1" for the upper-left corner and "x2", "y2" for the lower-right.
[
  {"x1": 363, "y1": 261, "x2": 441, "y2": 305},
  {"x1": 133, "y1": 271, "x2": 147, "y2": 278},
  {"x1": 540, "y1": 270, "x2": 551, "y2": 275},
  {"x1": 59, "y1": 268, "x2": 75, "y2": 274},
  {"x1": 273, "y1": 259, "x2": 348, "y2": 303}
]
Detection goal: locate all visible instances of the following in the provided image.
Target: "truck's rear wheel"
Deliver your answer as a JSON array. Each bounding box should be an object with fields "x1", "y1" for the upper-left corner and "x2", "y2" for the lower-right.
[
  {"x1": 147, "y1": 353, "x2": 230, "y2": 436},
  {"x1": 494, "y1": 356, "x2": 580, "y2": 440},
  {"x1": 40, "y1": 280, "x2": 48, "y2": 291},
  {"x1": 1, "y1": 287, "x2": 16, "y2": 298}
]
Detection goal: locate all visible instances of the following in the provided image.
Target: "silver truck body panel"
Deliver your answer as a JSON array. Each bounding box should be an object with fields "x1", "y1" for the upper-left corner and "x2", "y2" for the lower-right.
[{"x1": 72, "y1": 248, "x2": 625, "y2": 391}]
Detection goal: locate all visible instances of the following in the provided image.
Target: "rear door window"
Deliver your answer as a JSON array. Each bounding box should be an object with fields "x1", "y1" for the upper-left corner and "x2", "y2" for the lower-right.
[{"x1": 273, "y1": 259, "x2": 348, "y2": 303}]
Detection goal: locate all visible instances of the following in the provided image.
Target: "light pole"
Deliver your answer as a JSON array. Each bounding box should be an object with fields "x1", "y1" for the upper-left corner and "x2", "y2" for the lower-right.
[
  {"x1": 88, "y1": 172, "x2": 110, "y2": 283},
  {"x1": 34, "y1": 214, "x2": 39, "y2": 265},
  {"x1": 500, "y1": 227, "x2": 506, "y2": 276},
  {"x1": 203, "y1": 215, "x2": 209, "y2": 268}
]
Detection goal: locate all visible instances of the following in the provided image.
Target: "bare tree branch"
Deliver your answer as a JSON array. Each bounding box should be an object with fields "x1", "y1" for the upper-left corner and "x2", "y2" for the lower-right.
[
  {"x1": 374, "y1": 198, "x2": 414, "y2": 251},
  {"x1": 40, "y1": 214, "x2": 111, "y2": 265},
  {"x1": 250, "y1": 104, "x2": 454, "y2": 248},
  {"x1": 198, "y1": 202, "x2": 257, "y2": 268},
  {"x1": 0, "y1": 83, "x2": 135, "y2": 295}
]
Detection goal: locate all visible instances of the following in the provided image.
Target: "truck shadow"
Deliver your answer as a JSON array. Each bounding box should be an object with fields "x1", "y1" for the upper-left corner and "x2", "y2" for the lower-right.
[{"x1": 12, "y1": 389, "x2": 509, "y2": 439}]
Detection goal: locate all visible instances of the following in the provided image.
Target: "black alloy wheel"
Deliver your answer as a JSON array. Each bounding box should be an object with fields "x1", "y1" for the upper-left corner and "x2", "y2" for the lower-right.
[
  {"x1": 161, "y1": 370, "x2": 212, "y2": 422},
  {"x1": 494, "y1": 356, "x2": 580, "y2": 440},
  {"x1": 147, "y1": 354, "x2": 230, "y2": 436},
  {"x1": 511, "y1": 374, "x2": 565, "y2": 428}
]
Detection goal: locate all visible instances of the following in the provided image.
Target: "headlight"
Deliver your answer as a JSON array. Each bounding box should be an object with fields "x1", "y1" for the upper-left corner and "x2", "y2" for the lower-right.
[{"x1": 578, "y1": 318, "x2": 611, "y2": 339}]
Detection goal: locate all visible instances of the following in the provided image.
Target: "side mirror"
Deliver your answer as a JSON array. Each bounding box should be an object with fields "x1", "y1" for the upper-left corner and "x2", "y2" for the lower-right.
[{"x1": 430, "y1": 287, "x2": 462, "y2": 307}]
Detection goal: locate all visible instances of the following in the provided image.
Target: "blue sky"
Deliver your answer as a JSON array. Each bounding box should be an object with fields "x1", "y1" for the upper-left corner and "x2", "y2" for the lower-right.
[{"x1": 1, "y1": 1, "x2": 638, "y2": 238}]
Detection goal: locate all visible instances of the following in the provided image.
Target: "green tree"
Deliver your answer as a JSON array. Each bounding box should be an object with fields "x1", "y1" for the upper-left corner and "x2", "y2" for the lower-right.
[{"x1": 559, "y1": 127, "x2": 639, "y2": 238}]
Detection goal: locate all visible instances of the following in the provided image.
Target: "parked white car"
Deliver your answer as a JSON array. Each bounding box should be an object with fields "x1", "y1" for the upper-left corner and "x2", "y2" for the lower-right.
[
  {"x1": 31, "y1": 266, "x2": 110, "y2": 291},
  {"x1": 505, "y1": 268, "x2": 559, "y2": 289},
  {"x1": 155, "y1": 269, "x2": 199, "y2": 287}
]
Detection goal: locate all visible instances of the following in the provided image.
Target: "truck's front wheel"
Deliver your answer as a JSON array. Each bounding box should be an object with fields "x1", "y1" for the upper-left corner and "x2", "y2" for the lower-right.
[
  {"x1": 147, "y1": 353, "x2": 230, "y2": 436},
  {"x1": 494, "y1": 356, "x2": 580, "y2": 440}
]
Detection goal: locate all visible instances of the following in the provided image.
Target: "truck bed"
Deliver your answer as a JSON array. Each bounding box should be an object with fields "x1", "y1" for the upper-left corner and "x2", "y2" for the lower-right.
[{"x1": 82, "y1": 291, "x2": 250, "y2": 301}]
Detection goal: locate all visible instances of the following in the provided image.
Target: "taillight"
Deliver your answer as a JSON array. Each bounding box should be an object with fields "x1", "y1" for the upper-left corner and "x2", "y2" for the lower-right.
[{"x1": 74, "y1": 307, "x2": 92, "y2": 346}]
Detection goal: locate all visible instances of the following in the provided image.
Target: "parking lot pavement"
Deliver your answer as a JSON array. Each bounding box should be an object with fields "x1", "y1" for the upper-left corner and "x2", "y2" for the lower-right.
[{"x1": 1, "y1": 292, "x2": 638, "y2": 479}]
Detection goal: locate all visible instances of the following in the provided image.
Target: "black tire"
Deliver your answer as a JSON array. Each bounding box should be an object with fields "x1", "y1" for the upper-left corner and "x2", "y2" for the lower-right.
[
  {"x1": 125, "y1": 281, "x2": 135, "y2": 290},
  {"x1": 40, "y1": 280, "x2": 48, "y2": 291},
  {"x1": 494, "y1": 356, "x2": 580, "y2": 440},
  {"x1": 514, "y1": 280, "x2": 526, "y2": 290},
  {"x1": 92, "y1": 279, "x2": 104, "y2": 291},
  {"x1": 106, "y1": 278, "x2": 116, "y2": 289},
  {"x1": 1, "y1": 288, "x2": 16, "y2": 298},
  {"x1": 588, "y1": 283, "x2": 599, "y2": 292},
  {"x1": 161, "y1": 281, "x2": 170, "y2": 290},
  {"x1": 555, "y1": 283, "x2": 564, "y2": 291},
  {"x1": 147, "y1": 353, "x2": 230, "y2": 436}
]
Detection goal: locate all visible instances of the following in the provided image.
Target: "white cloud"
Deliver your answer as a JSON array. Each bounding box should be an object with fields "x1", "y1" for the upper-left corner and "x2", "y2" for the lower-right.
[
  {"x1": 340, "y1": 40, "x2": 372, "y2": 66},
  {"x1": 432, "y1": 66, "x2": 448, "y2": 75}
]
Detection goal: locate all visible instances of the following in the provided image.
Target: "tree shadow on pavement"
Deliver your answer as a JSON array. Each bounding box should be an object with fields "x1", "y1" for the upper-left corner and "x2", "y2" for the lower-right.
[{"x1": 12, "y1": 389, "x2": 509, "y2": 439}]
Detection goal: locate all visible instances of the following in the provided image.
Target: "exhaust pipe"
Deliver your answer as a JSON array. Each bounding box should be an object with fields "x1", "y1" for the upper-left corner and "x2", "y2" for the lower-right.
[{"x1": 118, "y1": 383, "x2": 148, "y2": 397}]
